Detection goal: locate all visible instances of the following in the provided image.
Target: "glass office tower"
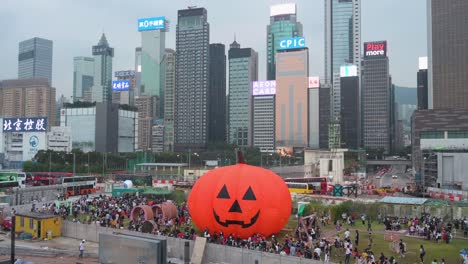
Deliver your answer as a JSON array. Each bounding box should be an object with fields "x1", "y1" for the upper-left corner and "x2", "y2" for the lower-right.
[{"x1": 18, "y1": 37, "x2": 53, "y2": 85}]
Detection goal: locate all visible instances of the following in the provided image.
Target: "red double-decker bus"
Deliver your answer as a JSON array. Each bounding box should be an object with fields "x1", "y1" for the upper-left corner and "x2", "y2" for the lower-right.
[
  {"x1": 284, "y1": 177, "x2": 333, "y2": 195},
  {"x1": 30, "y1": 172, "x2": 73, "y2": 186}
]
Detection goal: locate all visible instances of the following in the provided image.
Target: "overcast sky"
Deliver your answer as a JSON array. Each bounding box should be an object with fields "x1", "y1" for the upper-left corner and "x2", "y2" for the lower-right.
[{"x1": 0, "y1": 0, "x2": 426, "y2": 99}]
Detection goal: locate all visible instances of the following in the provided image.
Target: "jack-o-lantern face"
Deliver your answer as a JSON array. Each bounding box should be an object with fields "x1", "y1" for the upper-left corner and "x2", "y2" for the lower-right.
[{"x1": 188, "y1": 161, "x2": 291, "y2": 238}]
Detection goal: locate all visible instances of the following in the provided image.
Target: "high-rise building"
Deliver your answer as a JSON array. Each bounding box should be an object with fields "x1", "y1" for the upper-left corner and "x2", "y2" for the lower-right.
[
  {"x1": 164, "y1": 49, "x2": 176, "y2": 152},
  {"x1": 418, "y1": 57, "x2": 429, "y2": 110},
  {"x1": 428, "y1": 0, "x2": 468, "y2": 109},
  {"x1": 73, "y1": 56, "x2": 94, "y2": 102},
  {"x1": 134, "y1": 47, "x2": 142, "y2": 96},
  {"x1": 324, "y1": 0, "x2": 361, "y2": 119},
  {"x1": 140, "y1": 21, "x2": 166, "y2": 118},
  {"x1": 276, "y1": 48, "x2": 309, "y2": 148},
  {"x1": 91, "y1": 34, "x2": 114, "y2": 103},
  {"x1": 18, "y1": 37, "x2": 53, "y2": 85},
  {"x1": 308, "y1": 77, "x2": 321, "y2": 149},
  {"x1": 362, "y1": 41, "x2": 390, "y2": 152},
  {"x1": 112, "y1": 70, "x2": 136, "y2": 106},
  {"x1": 0, "y1": 78, "x2": 56, "y2": 126},
  {"x1": 174, "y1": 7, "x2": 210, "y2": 151},
  {"x1": 340, "y1": 75, "x2": 360, "y2": 149},
  {"x1": 151, "y1": 120, "x2": 164, "y2": 153},
  {"x1": 252, "y1": 81, "x2": 276, "y2": 152},
  {"x1": 267, "y1": 3, "x2": 303, "y2": 81},
  {"x1": 228, "y1": 41, "x2": 258, "y2": 147},
  {"x1": 319, "y1": 84, "x2": 331, "y2": 149},
  {"x1": 208, "y1": 43, "x2": 227, "y2": 144},
  {"x1": 135, "y1": 96, "x2": 155, "y2": 151}
]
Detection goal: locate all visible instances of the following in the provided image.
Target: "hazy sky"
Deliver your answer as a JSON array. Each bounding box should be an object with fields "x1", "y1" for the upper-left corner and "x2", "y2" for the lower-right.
[{"x1": 0, "y1": 0, "x2": 426, "y2": 99}]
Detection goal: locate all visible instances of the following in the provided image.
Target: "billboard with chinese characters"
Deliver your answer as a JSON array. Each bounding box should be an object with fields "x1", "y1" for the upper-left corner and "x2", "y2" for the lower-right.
[
  {"x1": 3, "y1": 117, "x2": 47, "y2": 133},
  {"x1": 308, "y1": 76, "x2": 320, "y2": 88},
  {"x1": 22, "y1": 132, "x2": 47, "y2": 161},
  {"x1": 112, "y1": 80, "x2": 130, "y2": 91},
  {"x1": 138, "y1": 16, "x2": 165, "y2": 31},
  {"x1": 252, "y1": 80, "x2": 276, "y2": 96},
  {"x1": 340, "y1": 65, "x2": 358, "y2": 77},
  {"x1": 364, "y1": 41, "x2": 387, "y2": 58},
  {"x1": 278, "y1": 37, "x2": 305, "y2": 50},
  {"x1": 115, "y1": 70, "x2": 135, "y2": 78}
]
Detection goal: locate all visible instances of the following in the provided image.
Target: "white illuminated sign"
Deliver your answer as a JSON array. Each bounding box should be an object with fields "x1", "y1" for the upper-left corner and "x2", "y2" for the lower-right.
[
  {"x1": 340, "y1": 65, "x2": 358, "y2": 77},
  {"x1": 270, "y1": 3, "x2": 296, "y2": 17},
  {"x1": 419, "y1": 57, "x2": 428, "y2": 70},
  {"x1": 308, "y1": 76, "x2": 320, "y2": 88}
]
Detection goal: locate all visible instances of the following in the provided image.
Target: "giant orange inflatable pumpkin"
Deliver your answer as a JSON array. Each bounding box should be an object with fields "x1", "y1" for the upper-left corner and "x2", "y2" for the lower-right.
[{"x1": 188, "y1": 152, "x2": 291, "y2": 238}]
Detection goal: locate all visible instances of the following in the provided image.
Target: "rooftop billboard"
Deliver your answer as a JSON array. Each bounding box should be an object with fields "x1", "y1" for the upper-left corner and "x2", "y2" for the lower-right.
[{"x1": 138, "y1": 16, "x2": 165, "y2": 31}]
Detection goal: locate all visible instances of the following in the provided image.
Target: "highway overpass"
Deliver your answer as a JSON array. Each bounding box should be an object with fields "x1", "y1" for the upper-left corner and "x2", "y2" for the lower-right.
[{"x1": 366, "y1": 160, "x2": 412, "y2": 166}]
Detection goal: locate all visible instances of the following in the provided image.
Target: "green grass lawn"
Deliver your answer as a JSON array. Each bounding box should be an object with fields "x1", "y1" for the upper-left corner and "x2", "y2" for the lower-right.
[{"x1": 330, "y1": 227, "x2": 466, "y2": 264}]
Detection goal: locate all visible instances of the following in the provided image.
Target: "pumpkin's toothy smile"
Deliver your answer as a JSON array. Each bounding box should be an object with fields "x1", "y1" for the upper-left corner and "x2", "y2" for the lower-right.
[{"x1": 213, "y1": 209, "x2": 260, "y2": 228}]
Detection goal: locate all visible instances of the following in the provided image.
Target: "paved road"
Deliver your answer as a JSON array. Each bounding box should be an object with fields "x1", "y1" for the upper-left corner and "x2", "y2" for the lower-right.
[{"x1": 374, "y1": 165, "x2": 413, "y2": 189}]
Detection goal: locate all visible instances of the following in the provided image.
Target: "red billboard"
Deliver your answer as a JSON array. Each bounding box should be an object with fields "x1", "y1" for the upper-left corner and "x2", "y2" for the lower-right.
[{"x1": 364, "y1": 41, "x2": 387, "y2": 58}]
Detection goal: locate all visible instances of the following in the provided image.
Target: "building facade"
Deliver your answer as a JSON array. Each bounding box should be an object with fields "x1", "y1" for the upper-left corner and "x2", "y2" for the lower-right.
[
  {"x1": 228, "y1": 41, "x2": 258, "y2": 147},
  {"x1": 164, "y1": 49, "x2": 176, "y2": 152},
  {"x1": 308, "y1": 86, "x2": 320, "y2": 149},
  {"x1": 113, "y1": 70, "x2": 136, "y2": 106},
  {"x1": 418, "y1": 57, "x2": 428, "y2": 110},
  {"x1": 324, "y1": 0, "x2": 361, "y2": 119},
  {"x1": 151, "y1": 120, "x2": 164, "y2": 153},
  {"x1": 73, "y1": 56, "x2": 95, "y2": 102},
  {"x1": 60, "y1": 103, "x2": 137, "y2": 153},
  {"x1": 428, "y1": 0, "x2": 468, "y2": 109},
  {"x1": 135, "y1": 96, "x2": 155, "y2": 151},
  {"x1": 0, "y1": 79, "x2": 56, "y2": 126},
  {"x1": 362, "y1": 41, "x2": 390, "y2": 152},
  {"x1": 252, "y1": 80, "x2": 276, "y2": 152},
  {"x1": 18, "y1": 37, "x2": 53, "y2": 85},
  {"x1": 412, "y1": 109, "x2": 468, "y2": 189},
  {"x1": 208, "y1": 43, "x2": 227, "y2": 144},
  {"x1": 134, "y1": 47, "x2": 142, "y2": 96},
  {"x1": 319, "y1": 84, "x2": 331, "y2": 149},
  {"x1": 91, "y1": 34, "x2": 114, "y2": 103},
  {"x1": 340, "y1": 76, "x2": 360, "y2": 149},
  {"x1": 140, "y1": 24, "x2": 166, "y2": 118},
  {"x1": 174, "y1": 7, "x2": 210, "y2": 151},
  {"x1": 267, "y1": 3, "x2": 303, "y2": 81},
  {"x1": 275, "y1": 48, "x2": 309, "y2": 148},
  {"x1": 47, "y1": 126, "x2": 72, "y2": 152}
]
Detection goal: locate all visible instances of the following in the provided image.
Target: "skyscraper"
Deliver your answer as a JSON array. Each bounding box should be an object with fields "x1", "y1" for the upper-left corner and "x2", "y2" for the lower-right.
[
  {"x1": 276, "y1": 48, "x2": 309, "y2": 148},
  {"x1": 134, "y1": 47, "x2": 142, "y2": 97},
  {"x1": 319, "y1": 84, "x2": 331, "y2": 149},
  {"x1": 174, "y1": 7, "x2": 210, "y2": 151},
  {"x1": 362, "y1": 41, "x2": 390, "y2": 152},
  {"x1": 91, "y1": 34, "x2": 114, "y2": 103},
  {"x1": 73, "y1": 56, "x2": 94, "y2": 102},
  {"x1": 267, "y1": 3, "x2": 303, "y2": 81},
  {"x1": 324, "y1": 0, "x2": 361, "y2": 119},
  {"x1": 427, "y1": 0, "x2": 468, "y2": 109},
  {"x1": 340, "y1": 75, "x2": 360, "y2": 149},
  {"x1": 18, "y1": 37, "x2": 53, "y2": 85},
  {"x1": 0, "y1": 78, "x2": 56, "y2": 126},
  {"x1": 164, "y1": 48, "x2": 176, "y2": 152},
  {"x1": 252, "y1": 81, "x2": 276, "y2": 152},
  {"x1": 417, "y1": 57, "x2": 428, "y2": 110},
  {"x1": 228, "y1": 41, "x2": 258, "y2": 147},
  {"x1": 208, "y1": 43, "x2": 227, "y2": 144},
  {"x1": 140, "y1": 21, "x2": 166, "y2": 117}
]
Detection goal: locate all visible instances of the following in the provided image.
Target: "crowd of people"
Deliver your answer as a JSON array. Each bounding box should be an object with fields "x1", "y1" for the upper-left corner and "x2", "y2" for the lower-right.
[{"x1": 23, "y1": 194, "x2": 468, "y2": 263}]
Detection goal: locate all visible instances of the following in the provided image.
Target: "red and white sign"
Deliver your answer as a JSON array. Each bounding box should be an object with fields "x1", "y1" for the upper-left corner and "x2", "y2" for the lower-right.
[
  {"x1": 364, "y1": 41, "x2": 387, "y2": 57},
  {"x1": 308, "y1": 76, "x2": 319, "y2": 88}
]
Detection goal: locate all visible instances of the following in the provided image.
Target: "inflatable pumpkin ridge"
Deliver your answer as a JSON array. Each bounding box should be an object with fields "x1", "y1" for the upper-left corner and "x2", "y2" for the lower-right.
[{"x1": 237, "y1": 150, "x2": 246, "y2": 164}]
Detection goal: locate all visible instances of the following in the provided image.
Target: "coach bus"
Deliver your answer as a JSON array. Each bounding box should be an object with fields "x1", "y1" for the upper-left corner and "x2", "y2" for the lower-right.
[
  {"x1": 62, "y1": 176, "x2": 97, "y2": 197},
  {"x1": 0, "y1": 171, "x2": 26, "y2": 188},
  {"x1": 284, "y1": 177, "x2": 332, "y2": 195},
  {"x1": 286, "y1": 182, "x2": 314, "y2": 194}
]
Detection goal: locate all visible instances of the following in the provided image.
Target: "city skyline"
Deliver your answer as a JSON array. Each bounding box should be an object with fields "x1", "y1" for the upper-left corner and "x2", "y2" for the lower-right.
[{"x1": 1, "y1": 0, "x2": 426, "y2": 99}]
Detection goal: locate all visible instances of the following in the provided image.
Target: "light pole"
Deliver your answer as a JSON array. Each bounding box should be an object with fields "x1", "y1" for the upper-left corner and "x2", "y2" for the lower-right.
[{"x1": 72, "y1": 152, "x2": 76, "y2": 176}]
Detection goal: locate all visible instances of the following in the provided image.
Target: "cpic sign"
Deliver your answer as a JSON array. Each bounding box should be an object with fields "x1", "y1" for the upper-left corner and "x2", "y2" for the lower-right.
[
  {"x1": 252, "y1": 80, "x2": 276, "y2": 96},
  {"x1": 278, "y1": 37, "x2": 305, "y2": 50},
  {"x1": 138, "y1": 16, "x2": 165, "y2": 31}
]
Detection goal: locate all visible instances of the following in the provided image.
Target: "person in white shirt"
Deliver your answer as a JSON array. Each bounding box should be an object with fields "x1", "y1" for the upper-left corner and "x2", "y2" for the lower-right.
[
  {"x1": 79, "y1": 240, "x2": 85, "y2": 259},
  {"x1": 344, "y1": 229, "x2": 350, "y2": 239},
  {"x1": 314, "y1": 246, "x2": 322, "y2": 260}
]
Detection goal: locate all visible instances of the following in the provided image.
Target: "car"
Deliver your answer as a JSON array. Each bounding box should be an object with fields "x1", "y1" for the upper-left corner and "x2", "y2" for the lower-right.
[
  {"x1": 392, "y1": 175, "x2": 398, "y2": 179},
  {"x1": 376, "y1": 175, "x2": 381, "y2": 179}
]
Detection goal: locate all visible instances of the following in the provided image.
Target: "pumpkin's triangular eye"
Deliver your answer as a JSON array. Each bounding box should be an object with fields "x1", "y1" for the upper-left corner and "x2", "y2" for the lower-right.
[
  {"x1": 217, "y1": 184, "x2": 230, "y2": 199},
  {"x1": 242, "y1": 187, "x2": 256, "y2": 200}
]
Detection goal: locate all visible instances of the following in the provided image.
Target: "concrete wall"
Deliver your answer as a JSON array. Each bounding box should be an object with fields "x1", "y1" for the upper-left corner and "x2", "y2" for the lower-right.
[
  {"x1": 379, "y1": 203, "x2": 468, "y2": 220},
  {"x1": 62, "y1": 221, "x2": 324, "y2": 264},
  {"x1": 9, "y1": 185, "x2": 64, "y2": 206}
]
